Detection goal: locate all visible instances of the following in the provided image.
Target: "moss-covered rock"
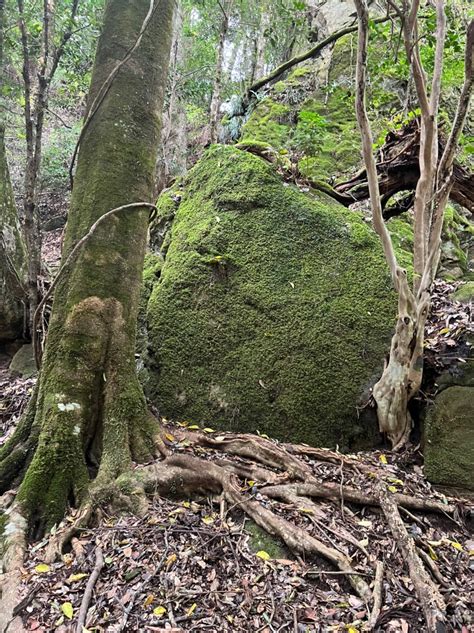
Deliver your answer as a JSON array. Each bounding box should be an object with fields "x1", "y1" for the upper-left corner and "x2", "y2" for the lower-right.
[
  {"x1": 453, "y1": 281, "x2": 474, "y2": 304},
  {"x1": 145, "y1": 145, "x2": 397, "y2": 449},
  {"x1": 424, "y1": 386, "x2": 474, "y2": 490}
]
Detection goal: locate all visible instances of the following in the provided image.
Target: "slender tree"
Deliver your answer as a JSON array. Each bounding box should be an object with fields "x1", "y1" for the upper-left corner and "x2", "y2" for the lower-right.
[
  {"x1": 209, "y1": 0, "x2": 233, "y2": 143},
  {"x1": 0, "y1": 0, "x2": 28, "y2": 342},
  {"x1": 353, "y1": 0, "x2": 474, "y2": 447},
  {"x1": 16, "y1": 0, "x2": 81, "y2": 333},
  {"x1": 0, "y1": 0, "x2": 176, "y2": 535}
]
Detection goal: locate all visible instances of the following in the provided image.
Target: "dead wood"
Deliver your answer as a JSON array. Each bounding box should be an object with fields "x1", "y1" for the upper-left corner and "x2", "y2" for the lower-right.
[
  {"x1": 335, "y1": 119, "x2": 474, "y2": 214},
  {"x1": 368, "y1": 560, "x2": 384, "y2": 630},
  {"x1": 75, "y1": 546, "x2": 104, "y2": 633}
]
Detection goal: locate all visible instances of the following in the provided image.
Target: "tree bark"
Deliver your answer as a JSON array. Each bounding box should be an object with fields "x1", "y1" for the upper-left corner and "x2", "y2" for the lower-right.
[
  {"x1": 0, "y1": 0, "x2": 28, "y2": 342},
  {"x1": 0, "y1": 0, "x2": 175, "y2": 536},
  {"x1": 209, "y1": 3, "x2": 230, "y2": 143}
]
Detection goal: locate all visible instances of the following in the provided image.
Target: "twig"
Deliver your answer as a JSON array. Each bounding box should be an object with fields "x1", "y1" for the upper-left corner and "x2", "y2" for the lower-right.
[
  {"x1": 75, "y1": 546, "x2": 104, "y2": 633},
  {"x1": 367, "y1": 560, "x2": 384, "y2": 629}
]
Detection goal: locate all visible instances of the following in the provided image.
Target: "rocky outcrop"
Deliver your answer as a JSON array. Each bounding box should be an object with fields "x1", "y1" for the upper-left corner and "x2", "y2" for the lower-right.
[{"x1": 145, "y1": 145, "x2": 398, "y2": 449}]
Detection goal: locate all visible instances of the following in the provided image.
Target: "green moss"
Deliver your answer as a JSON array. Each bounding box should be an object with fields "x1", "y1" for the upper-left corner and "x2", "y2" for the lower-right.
[
  {"x1": 146, "y1": 146, "x2": 397, "y2": 449},
  {"x1": 387, "y1": 216, "x2": 414, "y2": 276},
  {"x1": 240, "y1": 99, "x2": 291, "y2": 149},
  {"x1": 453, "y1": 281, "x2": 474, "y2": 304},
  {"x1": 424, "y1": 386, "x2": 474, "y2": 490},
  {"x1": 245, "y1": 520, "x2": 290, "y2": 559}
]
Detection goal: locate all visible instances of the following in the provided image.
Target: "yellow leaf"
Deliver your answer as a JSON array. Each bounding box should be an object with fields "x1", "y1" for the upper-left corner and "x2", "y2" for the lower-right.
[
  {"x1": 379, "y1": 454, "x2": 387, "y2": 464},
  {"x1": 188, "y1": 424, "x2": 200, "y2": 430},
  {"x1": 298, "y1": 507, "x2": 314, "y2": 514},
  {"x1": 187, "y1": 603, "x2": 197, "y2": 616},
  {"x1": 449, "y1": 541, "x2": 463, "y2": 551},
  {"x1": 68, "y1": 573, "x2": 88, "y2": 583},
  {"x1": 357, "y1": 519, "x2": 372, "y2": 528},
  {"x1": 428, "y1": 545, "x2": 438, "y2": 561},
  {"x1": 439, "y1": 327, "x2": 450, "y2": 335},
  {"x1": 177, "y1": 421, "x2": 188, "y2": 427},
  {"x1": 153, "y1": 606, "x2": 167, "y2": 617},
  {"x1": 260, "y1": 433, "x2": 270, "y2": 439},
  {"x1": 367, "y1": 471, "x2": 377, "y2": 478},
  {"x1": 203, "y1": 428, "x2": 215, "y2": 433},
  {"x1": 144, "y1": 594, "x2": 155, "y2": 607},
  {"x1": 202, "y1": 515, "x2": 215, "y2": 525},
  {"x1": 387, "y1": 486, "x2": 398, "y2": 493},
  {"x1": 388, "y1": 478, "x2": 404, "y2": 485},
  {"x1": 35, "y1": 564, "x2": 50, "y2": 573},
  {"x1": 256, "y1": 550, "x2": 271, "y2": 561},
  {"x1": 166, "y1": 553, "x2": 177, "y2": 568},
  {"x1": 61, "y1": 602, "x2": 74, "y2": 619},
  {"x1": 468, "y1": 550, "x2": 474, "y2": 557},
  {"x1": 348, "y1": 628, "x2": 359, "y2": 633},
  {"x1": 226, "y1": 615, "x2": 234, "y2": 623},
  {"x1": 182, "y1": 501, "x2": 191, "y2": 508},
  {"x1": 247, "y1": 480, "x2": 255, "y2": 487},
  {"x1": 54, "y1": 616, "x2": 64, "y2": 627},
  {"x1": 165, "y1": 433, "x2": 175, "y2": 442}
]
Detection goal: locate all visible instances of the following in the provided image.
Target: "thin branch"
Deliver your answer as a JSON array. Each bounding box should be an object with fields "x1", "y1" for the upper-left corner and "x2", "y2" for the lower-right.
[
  {"x1": 353, "y1": 0, "x2": 401, "y2": 288},
  {"x1": 244, "y1": 15, "x2": 394, "y2": 100},
  {"x1": 75, "y1": 546, "x2": 104, "y2": 633}
]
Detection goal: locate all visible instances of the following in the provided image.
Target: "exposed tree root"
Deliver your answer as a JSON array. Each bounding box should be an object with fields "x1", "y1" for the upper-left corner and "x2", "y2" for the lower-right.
[
  {"x1": 367, "y1": 560, "x2": 384, "y2": 630},
  {"x1": 0, "y1": 503, "x2": 28, "y2": 633},
  {"x1": 2, "y1": 428, "x2": 469, "y2": 631},
  {"x1": 135, "y1": 454, "x2": 372, "y2": 601},
  {"x1": 378, "y1": 484, "x2": 447, "y2": 633}
]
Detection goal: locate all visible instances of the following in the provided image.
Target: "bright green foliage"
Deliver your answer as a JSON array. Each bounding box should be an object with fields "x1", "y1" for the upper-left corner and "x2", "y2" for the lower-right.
[{"x1": 146, "y1": 145, "x2": 397, "y2": 449}]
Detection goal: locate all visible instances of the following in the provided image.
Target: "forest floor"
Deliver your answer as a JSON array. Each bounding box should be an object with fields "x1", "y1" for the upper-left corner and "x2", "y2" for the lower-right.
[{"x1": 1, "y1": 224, "x2": 473, "y2": 633}]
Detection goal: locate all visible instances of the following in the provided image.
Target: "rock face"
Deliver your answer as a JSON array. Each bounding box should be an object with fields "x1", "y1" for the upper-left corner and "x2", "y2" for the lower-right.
[
  {"x1": 424, "y1": 386, "x2": 474, "y2": 491},
  {"x1": 145, "y1": 145, "x2": 397, "y2": 448}
]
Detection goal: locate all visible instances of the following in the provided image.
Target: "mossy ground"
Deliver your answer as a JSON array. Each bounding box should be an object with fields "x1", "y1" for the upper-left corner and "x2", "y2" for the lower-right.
[{"x1": 146, "y1": 145, "x2": 397, "y2": 449}]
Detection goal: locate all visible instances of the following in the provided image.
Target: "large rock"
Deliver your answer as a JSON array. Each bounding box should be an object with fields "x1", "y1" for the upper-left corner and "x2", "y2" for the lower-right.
[
  {"x1": 424, "y1": 386, "x2": 474, "y2": 490},
  {"x1": 145, "y1": 145, "x2": 397, "y2": 449}
]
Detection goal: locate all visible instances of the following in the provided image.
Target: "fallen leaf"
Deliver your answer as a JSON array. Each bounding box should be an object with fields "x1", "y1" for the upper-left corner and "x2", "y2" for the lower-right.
[
  {"x1": 67, "y1": 573, "x2": 88, "y2": 583},
  {"x1": 34, "y1": 564, "x2": 50, "y2": 574},
  {"x1": 153, "y1": 606, "x2": 167, "y2": 617},
  {"x1": 256, "y1": 550, "x2": 271, "y2": 561},
  {"x1": 379, "y1": 454, "x2": 387, "y2": 464},
  {"x1": 186, "y1": 603, "x2": 197, "y2": 616},
  {"x1": 202, "y1": 515, "x2": 214, "y2": 525},
  {"x1": 144, "y1": 594, "x2": 155, "y2": 607},
  {"x1": 61, "y1": 602, "x2": 74, "y2": 619}
]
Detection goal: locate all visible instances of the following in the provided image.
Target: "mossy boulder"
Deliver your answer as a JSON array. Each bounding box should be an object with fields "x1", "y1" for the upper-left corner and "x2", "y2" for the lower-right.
[
  {"x1": 424, "y1": 386, "x2": 474, "y2": 490},
  {"x1": 145, "y1": 145, "x2": 397, "y2": 449}
]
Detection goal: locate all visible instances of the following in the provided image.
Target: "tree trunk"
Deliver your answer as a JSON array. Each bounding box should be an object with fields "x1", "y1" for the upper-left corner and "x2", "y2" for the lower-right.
[
  {"x1": 0, "y1": 0, "x2": 175, "y2": 536},
  {"x1": 0, "y1": 127, "x2": 28, "y2": 342},
  {"x1": 209, "y1": 9, "x2": 229, "y2": 143},
  {"x1": 0, "y1": 0, "x2": 28, "y2": 342}
]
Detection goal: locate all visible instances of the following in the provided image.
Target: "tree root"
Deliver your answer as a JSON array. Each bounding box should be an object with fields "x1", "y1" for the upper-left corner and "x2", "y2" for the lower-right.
[
  {"x1": 0, "y1": 503, "x2": 28, "y2": 633},
  {"x1": 136, "y1": 454, "x2": 372, "y2": 601},
  {"x1": 377, "y1": 484, "x2": 447, "y2": 633},
  {"x1": 3, "y1": 426, "x2": 467, "y2": 631},
  {"x1": 260, "y1": 482, "x2": 456, "y2": 515}
]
